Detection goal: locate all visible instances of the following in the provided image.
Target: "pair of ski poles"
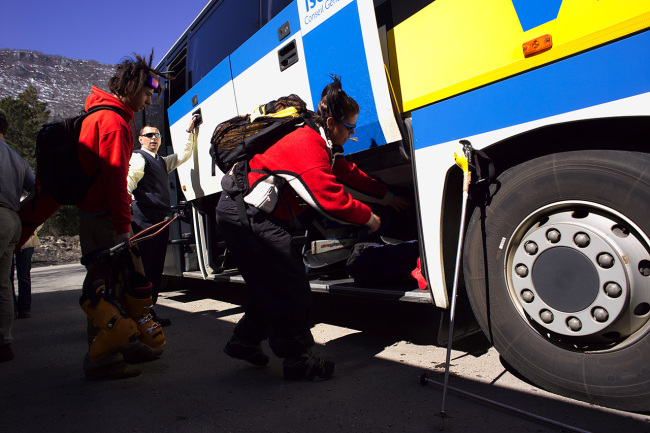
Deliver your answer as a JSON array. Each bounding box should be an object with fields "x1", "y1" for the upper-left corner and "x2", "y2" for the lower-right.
[
  {"x1": 80, "y1": 215, "x2": 178, "y2": 267},
  {"x1": 440, "y1": 139, "x2": 473, "y2": 418}
]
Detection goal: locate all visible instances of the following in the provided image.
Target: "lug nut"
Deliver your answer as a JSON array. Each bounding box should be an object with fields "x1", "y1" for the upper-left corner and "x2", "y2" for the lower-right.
[
  {"x1": 597, "y1": 253, "x2": 615, "y2": 269},
  {"x1": 593, "y1": 307, "x2": 609, "y2": 323},
  {"x1": 567, "y1": 317, "x2": 582, "y2": 331},
  {"x1": 521, "y1": 289, "x2": 534, "y2": 303},
  {"x1": 515, "y1": 264, "x2": 529, "y2": 278},
  {"x1": 546, "y1": 229, "x2": 561, "y2": 243},
  {"x1": 574, "y1": 233, "x2": 590, "y2": 248},
  {"x1": 604, "y1": 282, "x2": 622, "y2": 298},
  {"x1": 524, "y1": 241, "x2": 538, "y2": 255},
  {"x1": 540, "y1": 309, "x2": 554, "y2": 323}
]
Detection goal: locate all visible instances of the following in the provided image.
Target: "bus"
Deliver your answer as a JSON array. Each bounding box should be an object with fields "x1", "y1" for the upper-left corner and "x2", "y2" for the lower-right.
[{"x1": 139, "y1": 0, "x2": 650, "y2": 411}]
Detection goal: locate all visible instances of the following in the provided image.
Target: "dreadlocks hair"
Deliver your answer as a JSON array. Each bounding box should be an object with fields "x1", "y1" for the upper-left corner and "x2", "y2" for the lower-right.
[
  {"x1": 108, "y1": 50, "x2": 173, "y2": 99},
  {"x1": 314, "y1": 75, "x2": 359, "y2": 131}
]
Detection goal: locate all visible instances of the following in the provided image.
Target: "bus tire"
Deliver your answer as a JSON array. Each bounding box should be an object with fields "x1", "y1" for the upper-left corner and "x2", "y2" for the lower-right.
[{"x1": 463, "y1": 149, "x2": 650, "y2": 411}]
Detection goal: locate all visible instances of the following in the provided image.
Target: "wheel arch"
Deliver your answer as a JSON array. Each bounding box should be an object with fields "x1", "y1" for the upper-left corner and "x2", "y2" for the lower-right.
[
  {"x1": 458, "y1": 147, "x2": 650, "y2": 410},
  {"x1": 439, "y1": 115, "x2": 650, "y2": 300}
]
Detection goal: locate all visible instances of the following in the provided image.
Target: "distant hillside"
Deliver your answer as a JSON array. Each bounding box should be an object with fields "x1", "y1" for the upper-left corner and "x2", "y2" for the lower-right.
[{"x1": 0, "y1": 49, "x2": 115, "y2": 120}]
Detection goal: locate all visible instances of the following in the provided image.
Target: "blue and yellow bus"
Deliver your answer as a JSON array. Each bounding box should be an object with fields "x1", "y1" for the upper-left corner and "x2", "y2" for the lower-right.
[{"x1": 140, "y1": 0, "x2": 650, "y2": 411}]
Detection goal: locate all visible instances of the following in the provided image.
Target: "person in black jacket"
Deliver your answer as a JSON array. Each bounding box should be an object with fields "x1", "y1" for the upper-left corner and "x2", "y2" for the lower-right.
[
  {"x1": 216, "y1": 76, "x2": 408, "y2": 381},
  {"x1": 127, "y1": 115, "x2": 199, "y2": 325}
]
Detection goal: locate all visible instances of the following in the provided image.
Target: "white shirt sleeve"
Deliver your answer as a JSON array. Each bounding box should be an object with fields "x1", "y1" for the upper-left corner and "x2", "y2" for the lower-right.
[
  {"x1": 162, "y1": 132, "x2": 196, "y2": 173},
  {"x1": 127, "y1": 152, "x2": 146, "y2": 197}
]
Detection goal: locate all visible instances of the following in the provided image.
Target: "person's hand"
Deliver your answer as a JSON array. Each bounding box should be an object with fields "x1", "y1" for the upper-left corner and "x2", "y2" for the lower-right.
[
  {"x1": 388, "y1": 195, "x2": 410, "y2": 212},
  {"x1": 115, "y1": 232, "x2": 131, "y2": 248},
  {"x1": 187, "y1": 114, "x2": 200, "y2": 133},
  {"x1": 366, "y1": 213, "x2": 381, "y2": 233}
]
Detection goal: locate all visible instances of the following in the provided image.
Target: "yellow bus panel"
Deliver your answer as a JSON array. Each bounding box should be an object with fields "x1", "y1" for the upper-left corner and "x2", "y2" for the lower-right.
[{"x1": 389, "y1": 0, "x2": 650, "y2": 112}]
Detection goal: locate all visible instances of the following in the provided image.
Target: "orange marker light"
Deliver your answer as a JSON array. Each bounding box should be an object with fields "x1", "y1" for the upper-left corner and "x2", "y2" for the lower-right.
[{"x1": 523, "y1": 34, "x2": 552, "y2": 57}]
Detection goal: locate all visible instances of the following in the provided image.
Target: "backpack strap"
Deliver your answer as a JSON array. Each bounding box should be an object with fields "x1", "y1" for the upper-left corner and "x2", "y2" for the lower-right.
[
  {"x1": 469, "y1": 148, "x2": 495, "y2": 203},
  {"x1": 233, "y1": 193, "x2": 252, "y2": 233},
  {"x1": 85, "y1": 105, "x2": 126, "y2": 118}
]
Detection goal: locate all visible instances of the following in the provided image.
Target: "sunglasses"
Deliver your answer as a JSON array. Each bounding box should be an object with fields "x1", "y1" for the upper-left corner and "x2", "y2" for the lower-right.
[
  {"x1": 140, "y1": 132, "x2": 161, "y2": 139},
  {"x1": 336, "y1": 118, "x2": 356, "y2": 132},
  {"x1": 148, "y1": 75, "x2": 160, "y2": 90}
]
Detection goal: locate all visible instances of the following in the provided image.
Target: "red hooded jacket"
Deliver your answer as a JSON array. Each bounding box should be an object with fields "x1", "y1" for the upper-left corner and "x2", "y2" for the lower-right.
[
  {"x1": 77, "y1": 86, "x2": 135, "y2": 234},
  {"x1": 247, "y1": 125, "x2": 392, "y2": 226}
]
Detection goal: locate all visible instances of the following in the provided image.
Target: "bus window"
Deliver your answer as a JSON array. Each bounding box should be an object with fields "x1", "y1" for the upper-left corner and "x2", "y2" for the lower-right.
[
  {"x1": 143, "y1": 96, "x2": 167, "y2": 153},
  {"x1": 168, "y1": 47, "x2": 187, "y2": 107},
  {"x1": 261, "y1": 0, "x2": 293, "y2": 27},
  {"x1": 188, "y1": 0, "x2": 260, "y2": 86}
]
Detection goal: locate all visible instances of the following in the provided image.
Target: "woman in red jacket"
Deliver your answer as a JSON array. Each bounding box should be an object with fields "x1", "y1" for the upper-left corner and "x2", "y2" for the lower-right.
[{"x1": 216, "y1": 76, "x2": 407, "y2": 381}]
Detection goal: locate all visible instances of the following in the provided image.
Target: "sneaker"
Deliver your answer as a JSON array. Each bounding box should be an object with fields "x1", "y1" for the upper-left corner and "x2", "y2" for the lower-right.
[
  {"x1": 223, "y1": 335, "x2": 269, "y2": 366},
  {"x1": 17, "y1": 312, "x2": 32, "y2": 319},
  {"x1": 0, "y1": 344, "x2": 14, "y2": 362},
  {"x1": 84, "y1": 361, "x2": 141, "y2": 380},
  {"x1": 122, "y1": 340, "x2": 163, "y2": 364},
  {"x1": 283, "y1": 352, "x2": 335, "y2": 381}
]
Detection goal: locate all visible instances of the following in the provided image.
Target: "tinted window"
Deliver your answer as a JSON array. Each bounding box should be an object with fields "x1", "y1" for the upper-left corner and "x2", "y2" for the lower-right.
[
  {"x1": 188, "y1": 0, "x2": 260, "y2": 85},
  {"x1": 261, "y1": 0, "x2": 294, "y2": 26},
  {"x1": 168, "y1": 48, "x2": 187, "y2": 107},
  {"x1": 138, "y1": 95, "x2": 167, "y2": 154}
]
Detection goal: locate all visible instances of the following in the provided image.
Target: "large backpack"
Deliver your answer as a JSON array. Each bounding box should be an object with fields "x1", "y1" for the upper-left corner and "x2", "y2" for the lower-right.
[
  {"x1": 211, "y1": 94, "x2": 316, "y2": 232},
  {"x1": 36, "y1": 106, "x2": 122, "y2": 205},
  {"x1": 209, "y1": 94, "x2": 310, "y2": 176}
]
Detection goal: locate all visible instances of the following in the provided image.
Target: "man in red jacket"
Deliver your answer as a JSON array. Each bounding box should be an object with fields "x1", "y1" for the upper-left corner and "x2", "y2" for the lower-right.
[{"x1": 78, "y1": 52, "x2": 170, "y2": 380}]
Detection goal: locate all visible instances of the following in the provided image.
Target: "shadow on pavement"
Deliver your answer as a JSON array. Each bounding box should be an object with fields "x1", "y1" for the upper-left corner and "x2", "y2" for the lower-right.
[{"x1": 3, "y1": 271, "x2": 649, "y2": 433}]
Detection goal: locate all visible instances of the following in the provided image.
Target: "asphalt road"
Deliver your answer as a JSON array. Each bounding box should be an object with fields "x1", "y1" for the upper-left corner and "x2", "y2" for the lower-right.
[{"x1": 2, "y1": 263, "x2": 649, "y2": 433}]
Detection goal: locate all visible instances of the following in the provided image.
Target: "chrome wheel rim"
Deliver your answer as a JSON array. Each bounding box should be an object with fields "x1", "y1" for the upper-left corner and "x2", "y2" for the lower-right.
[{"x1": 505, "y1": 201, "x2": 650, "y2": 352}]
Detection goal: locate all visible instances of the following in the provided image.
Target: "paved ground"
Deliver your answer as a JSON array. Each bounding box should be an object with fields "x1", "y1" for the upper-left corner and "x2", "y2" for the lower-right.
[{"x1": 2, "y1": 263, "x2": 650, "y2": 433}]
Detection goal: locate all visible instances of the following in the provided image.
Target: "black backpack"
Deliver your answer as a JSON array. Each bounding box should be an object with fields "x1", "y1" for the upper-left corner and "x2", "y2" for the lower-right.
[
  {"x1": 209, "y1": 94, "x2": 311, "y2": 176},
  {"x1": 36, "y1": 106, "x2": 122, "y2": 205}
]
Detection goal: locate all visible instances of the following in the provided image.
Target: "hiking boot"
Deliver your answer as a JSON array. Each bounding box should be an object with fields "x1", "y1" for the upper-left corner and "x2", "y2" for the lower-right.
[
  {"x1": 0, "y1": 344, "x2": 14, "y2": 362},
  {"x1": 283, "y1": 352, "x2": 335, "y2": 381},
  {"x1": 84, "y1": 361, "x2": 141, "y2": 380},
  {"x1": 223, "y1": 335, "x2": 269, "y2": 366},
  {"x1": 123, "y1": 340, "x2": 163, "y2": 364}
]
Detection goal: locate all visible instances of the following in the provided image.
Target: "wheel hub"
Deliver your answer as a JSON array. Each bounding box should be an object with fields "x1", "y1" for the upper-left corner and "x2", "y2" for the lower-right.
[
  {"x1": 508, "y1": 205, "x2": 650, "y2": 343},
  {"x1": 532, "y1": 247, "x2": 599, "y2": 313}
]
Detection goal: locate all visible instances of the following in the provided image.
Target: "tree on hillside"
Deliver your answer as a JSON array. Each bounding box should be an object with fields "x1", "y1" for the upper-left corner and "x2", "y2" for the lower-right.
[{"x1": 0, "y1": 85, "x2": 50, "y2": 169}]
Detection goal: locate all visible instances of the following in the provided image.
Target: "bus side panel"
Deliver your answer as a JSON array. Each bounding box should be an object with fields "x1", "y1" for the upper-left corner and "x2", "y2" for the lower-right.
[
  {"x1": 168, "y1": 58, "x2": 238, "y2": 200},
  {"x1": 390, "y1": 0, "x2": 650, "y2": 112},
  {"x1": 231, "y1": 3, "x2": 315, "y2": 114},
  {"x1": 411, "y1": 31, "x2": 650, "y2": 308},
  {"x1": 300, "y1": 0, "x2": 401, "y2": 154}
]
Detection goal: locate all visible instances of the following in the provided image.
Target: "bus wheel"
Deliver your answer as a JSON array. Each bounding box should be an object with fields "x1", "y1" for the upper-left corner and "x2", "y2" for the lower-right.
[{"x1": 463, "y1": 149, "x2": 650, "y2": 411}]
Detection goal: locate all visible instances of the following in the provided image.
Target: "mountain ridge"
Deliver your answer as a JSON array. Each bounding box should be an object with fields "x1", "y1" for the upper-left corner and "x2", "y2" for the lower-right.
[{"x1": 0, "y1": 49, "x2": 115, "y2": 120}]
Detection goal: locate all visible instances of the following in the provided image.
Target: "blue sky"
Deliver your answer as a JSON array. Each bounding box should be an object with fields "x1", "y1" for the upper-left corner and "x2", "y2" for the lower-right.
[{"x1": 1, "y1": 0, "x2": 210, "y2": 66}]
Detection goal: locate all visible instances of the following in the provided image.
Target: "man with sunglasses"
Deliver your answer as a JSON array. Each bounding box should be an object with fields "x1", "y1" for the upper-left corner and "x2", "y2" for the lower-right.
[
  {"x1": 77, "y1": 52, "x2": 172, "y2": 380},
  {"x1": 127, "y1": 116, "x2": 199, "y2": 325}
]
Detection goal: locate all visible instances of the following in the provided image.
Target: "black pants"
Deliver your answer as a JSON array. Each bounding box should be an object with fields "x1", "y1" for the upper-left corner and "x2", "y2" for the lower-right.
[
  {"x1": 131, "y1": 206, "x2": 169, "y2": 305},
  {"x1": 215, "y1": 193, "x2": 314, "y2": 359}
]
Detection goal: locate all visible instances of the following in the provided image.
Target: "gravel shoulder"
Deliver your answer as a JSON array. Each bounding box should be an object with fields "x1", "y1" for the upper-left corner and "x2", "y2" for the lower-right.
[{"x1": 31, "y1": 235, "x2": 81, "y2": 268}]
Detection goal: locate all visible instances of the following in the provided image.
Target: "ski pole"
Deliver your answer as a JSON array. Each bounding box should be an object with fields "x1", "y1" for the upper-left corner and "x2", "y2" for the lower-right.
[
  {"x1": 130, "y1": 215, "x2": 177, "y2": 244},
  {"x1": 440, "y1": 139, "x2": 473, "y2": 421}
]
